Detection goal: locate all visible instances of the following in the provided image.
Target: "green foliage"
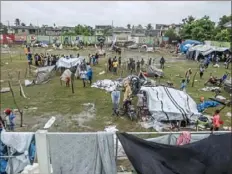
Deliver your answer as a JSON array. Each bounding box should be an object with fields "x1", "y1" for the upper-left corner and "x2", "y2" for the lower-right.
[
  {"x1": 0, "y1": 22, "x2": 8, "y2": 34},
  {"x1": 180, "y1": 15, "x2": 231, "y2": 42},
  {"x1": 164, "y1": 28, "x2": 180, "y2": 42}
]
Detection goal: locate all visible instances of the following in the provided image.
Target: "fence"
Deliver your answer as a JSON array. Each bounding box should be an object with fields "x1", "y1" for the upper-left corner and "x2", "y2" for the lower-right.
[
  {"x1": 1, "y1": 130, "x2": 229, "y2": 174},
  {"x1": 0, "y1": 34, "x2": 165, "y2": 45}
]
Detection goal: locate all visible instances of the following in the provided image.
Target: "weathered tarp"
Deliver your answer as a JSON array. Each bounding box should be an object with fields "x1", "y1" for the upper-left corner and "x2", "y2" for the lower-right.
[
  {"x1": 140, "y1": 86, "x2": 201, "y2": 121},
  {"x1": 36, "y1": 65, "x2": 56, "y2": 84},
  {"x1": 56, "y1": 57, "x2": 84, "y2": 68},
  {"x1": 188, "y1": 44, "x2": 230, "y2": 56},
  {"x1": 117, "y1": 132, "x2": 232, "y2": 174}
]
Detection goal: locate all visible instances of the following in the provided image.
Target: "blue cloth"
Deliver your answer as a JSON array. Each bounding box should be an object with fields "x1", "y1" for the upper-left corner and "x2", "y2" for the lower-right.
[
  {"x1": 86, "y1": 68, "x2": 93, "y2": 78},
  {"x1": 111, "y1": 90, "x2": 120, "y2": 104},
  {"x1": 29, "y1": 135, "x2": 36, "y2": 164},
  {"x1": 221, "y1": 74, "x2": 227, "y2": 81},
  {"x1": 197, "y1": 101, "x2": 220, "y2": 112},
  {"x1": 27, "y1": 53, "x2": 32, "y2": 61},
  {"x1": 180, "y1": 82, "x2": 186, "y2": 90}
]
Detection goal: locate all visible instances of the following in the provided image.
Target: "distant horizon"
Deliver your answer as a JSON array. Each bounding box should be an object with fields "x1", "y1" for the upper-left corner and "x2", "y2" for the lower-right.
[{"x1": 1, "y1": 1, "x2": 230, "y2": 28}]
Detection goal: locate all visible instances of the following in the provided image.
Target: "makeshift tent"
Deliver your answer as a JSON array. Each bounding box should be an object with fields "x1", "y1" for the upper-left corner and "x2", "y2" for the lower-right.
[
  {"x1": 35, "y1": 65, "x2": 56, "y2": 84},
  {"x1": 56, "y1": 57, "x2": 84, "y2": 69},
  {"x1": 146, "y1": 65, "x2": 164, "y2": 77},
  {"x1": 187, "y1": 45, "x2": 230, "y2": 60},
  {"x1": 180, "y1": 40, "x2": 202, "y2": 53},
  {"x1": 140, "y1": 86, "x2": 201, "y2": 121},
  {"x1": 117, "y1": 132, "x2": 232, "y2": 174}
]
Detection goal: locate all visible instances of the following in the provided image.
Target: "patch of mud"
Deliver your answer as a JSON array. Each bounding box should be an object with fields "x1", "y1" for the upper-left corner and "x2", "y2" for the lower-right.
[
  {"x1": 14, "y1": 103, "x2": 96, "y2": 131},
  {"x1": 70, "y1": 103, "x2": 96, "y2": 129}
]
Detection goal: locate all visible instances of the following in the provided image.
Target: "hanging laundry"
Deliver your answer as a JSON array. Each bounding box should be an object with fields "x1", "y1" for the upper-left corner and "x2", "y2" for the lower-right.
[
  {"x1": 117, "y1": 132, "x2": 232, "y2": 174},
  {"x1": 48, "y1": 132, "x2": 117, "y2": 174}
]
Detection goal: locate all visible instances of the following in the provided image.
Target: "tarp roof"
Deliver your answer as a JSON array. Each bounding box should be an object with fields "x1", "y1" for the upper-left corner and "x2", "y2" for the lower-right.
[
  {"x1": 56, "y1": 57, "x2": 84, "y2": 68},
  {"x1": 140, "y1": 86, "x2": 201, "y2": 121},
  {"x1": 188, "y1": 44, "x2": 230, "y2": 56}
]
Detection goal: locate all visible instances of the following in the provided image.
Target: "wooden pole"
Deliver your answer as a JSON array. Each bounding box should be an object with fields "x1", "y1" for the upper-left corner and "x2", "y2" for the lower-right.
[
  {"x1": 18, "y1": 71, "x2": 20, "y2": 81},
  {"x1": 8, "y1": 81, "x2": 23, "y2": 127},
  {"x1": 71, "y1": 73, "x2": 74, "y2": 94},
  {"x1": 24, "y1": 67, "x2": 28, "y2": 78},
  {"x1": 191, "y1": 71, "x2": 198, "y2": 87}
]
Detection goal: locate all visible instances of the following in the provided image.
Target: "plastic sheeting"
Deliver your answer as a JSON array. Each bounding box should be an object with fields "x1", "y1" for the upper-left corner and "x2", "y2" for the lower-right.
[
  {"x1": 91, "y1": 79, "x2": 121, "y2": 92},
  {"x1": 56, "y1": 57, "x2": 84, "y2": 68},
  {"x1": 146, "y1": 66, "x2": 164, "y2": 77},
  {"x1": 197, "y1": 101, "x2": 220, "y2": 112},
  {"x1": 60, "y1": 69, "x2": 72, "y2": 82},
  {"x1": 140, "y1": 86, "x2": 201, "y2": 121},
  {"x1": 35, "y1": 65, "x2": 56, "y2": 84},
  {"x1": 0, "y1": 130, "x2": 35, "y2": 174}
]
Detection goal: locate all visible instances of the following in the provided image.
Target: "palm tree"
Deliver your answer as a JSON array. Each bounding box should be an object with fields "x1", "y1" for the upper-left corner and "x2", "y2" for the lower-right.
[
  {"x1": 127, "y1": 24, "x2": 131, "y2": 30},
  {"x1": 15, "y1": 18, "x2": 20, "y2": 26},
  {"x1": 21, "y1": 22, "x2": 26, "y2": 26}
]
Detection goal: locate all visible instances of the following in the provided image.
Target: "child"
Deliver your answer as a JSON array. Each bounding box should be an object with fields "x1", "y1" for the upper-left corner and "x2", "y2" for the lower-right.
[
  {"x1": 86, "y1": 66, "x2": 93, "y2": 85},
  {"x1": 180, "y1": 79, "x2": 186, "y2": 92},
  {"x1": 80, "y1": 70, "x2": 87, "y2": 87},
  {"x1": 4, "y1": 109, "x2": 15, "y2": 131},
  {"x1": 210, "y1": 110, "x2": 222, "y2": 131}
]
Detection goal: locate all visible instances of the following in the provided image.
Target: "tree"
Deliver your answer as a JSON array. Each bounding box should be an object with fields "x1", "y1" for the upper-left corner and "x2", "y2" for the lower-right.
[
  {"x1": 21, "y1": 22, "x2": 26, "y2": 26},
  {"x1": 29, "y1": 23, "x2": 33, "y2": 26},
  {"x1": 137, "y1": 24, "x2": 143, "y2": 29},
  {"x1": 179, "y1": 15, "x2": 215, "y2": 41},
  {"x1": 218, "y1": 15, "x2": 232, "y2": 28},
  {"x1": 74, "y1": 24, "x2": 94, "y2": 36},
  {"x1": 214, "y1": 29, "x2": 231, "y2": 42},
  {"x1": 53, "y1": 23, "x2": 56, "y2": 27},
  {"x1": 164, "y1": 28, "x2": 180, "y2": 43},
  {"x1": 15, "y1": 18, "x2": 20, "y2": 26},
  {"x1": 0, "y1": 22, "x2": 7, "y2": 34},
  {"x1": 127, "y1": 24, "x2": 131, "y2": 30},
  {"x1": 182, "y1": 16, "x2": 195, "y2": 25},
  {"x1": 146, "y1": 23, "x2": 153, "y2": 31}
]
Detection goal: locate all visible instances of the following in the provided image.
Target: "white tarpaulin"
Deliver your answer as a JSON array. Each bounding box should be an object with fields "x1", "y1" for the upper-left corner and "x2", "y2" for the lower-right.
[
  {"x1": 188, "y1": 45, "x2": 229, "y2": 57},
  {"x1": 140, "y1": 86, "x2": 201, "y2": 121},
  {"x1": 56, "y1": 57, "x2": 84, "y2": 68}
]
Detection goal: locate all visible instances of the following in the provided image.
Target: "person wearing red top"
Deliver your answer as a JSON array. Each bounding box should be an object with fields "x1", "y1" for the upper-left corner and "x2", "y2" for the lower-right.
[{"x1": 210, "y1": 110, "x2": 221, "y2": 131}]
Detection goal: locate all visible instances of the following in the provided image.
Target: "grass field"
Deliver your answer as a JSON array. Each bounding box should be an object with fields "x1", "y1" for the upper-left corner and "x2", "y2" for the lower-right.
[{"x1": 1, "y1": 46, "x2": 231, "y2": 132}]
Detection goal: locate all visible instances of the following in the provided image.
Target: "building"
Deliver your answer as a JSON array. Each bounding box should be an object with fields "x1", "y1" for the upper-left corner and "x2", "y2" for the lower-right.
[
  {"x1": 9, "y1": 26, "x2": 40, "y2": 35},
  {"x1": 145, "y1": 29, "x2": 162, "y2": 37},
  {"x1": 131, "y1": 25, "x2": 146, "y2": 37},
  {"x1": 95, "y1": 25, "x2": 113, "y2": 36},
  {"x1": 155, "y1": 23, "x2": 182, "y2": 36},
  {"x1": 8, "y1": 25, "x2": 75, "y2": 36},
  {"x1": 112, "y1": 27, "x2": 131, "y2": 42}
]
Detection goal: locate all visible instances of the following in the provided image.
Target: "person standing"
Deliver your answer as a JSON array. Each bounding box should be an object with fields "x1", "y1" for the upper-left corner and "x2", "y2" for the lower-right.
[
  {"x1": 4, "y1": 109, "x2": 15, "y2": 131},
  {"x1": 185, "y1": 68, "x2": 192, "y2": 83},
  {"x1": 141, "y1": 58, "x2": 144, "y2": 68},
  {"x1": 160, "y1": 56, "x2": 165, "y2": 69},
  {"x1": 111, "y1": 87, "x2": 120, "y2": 116},
  {"x1": 86, "y1": 65, "x2": 93, "y2": 85},
  {"x1": 210, "y1": 110, "x2": 222, "y2": 131},
  {"x1": 148, "y1": 58, "x2": 152, "y2": 66},
  {"x1": 118, "y1": 56, "x2": 121, "y2": 68},
  {"x1": 136, "y1": 60, "x2": 141, "y2": 73},
  {"x1": 112, "y1": 60, "x2": 118, "y2": 75},
  {"x1": 180, "y1": 79, "x2": 187, "y2": 92},
  {"x1": 199, "y1": 66, "x2": 205, "y2": 79},
  {"x1": 80, "y1": 70, "x2": 87, "y2": 87},
  {"x1": 108, "y1": 57, "x2": 112, "y2": 72}
]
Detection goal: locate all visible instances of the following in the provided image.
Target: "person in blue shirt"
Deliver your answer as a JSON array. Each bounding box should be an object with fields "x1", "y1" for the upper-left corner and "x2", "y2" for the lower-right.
[
  {"x1": 180, "y1": 79, "x2": 187, "y2": 92},
  {"x1": 86, "y1": 65, "x2": 93, "y2": 85},
  {"x1": 27, "y1": 52, "x2": 32, "y2": 65}
]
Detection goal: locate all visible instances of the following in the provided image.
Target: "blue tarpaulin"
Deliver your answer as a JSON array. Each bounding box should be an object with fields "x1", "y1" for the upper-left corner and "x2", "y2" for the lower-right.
[
  {"x1": 180, "y1": 40, "x2": 202, "y2": 53},
  {"x1": 197, "y1": 100, "x2": 220, "y2": 112}
]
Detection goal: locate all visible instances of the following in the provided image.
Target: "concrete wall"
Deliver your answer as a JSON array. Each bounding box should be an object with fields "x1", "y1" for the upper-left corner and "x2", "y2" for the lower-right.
[{"x1": 1, "y1": 34, "x2": 167, "y2": 45}]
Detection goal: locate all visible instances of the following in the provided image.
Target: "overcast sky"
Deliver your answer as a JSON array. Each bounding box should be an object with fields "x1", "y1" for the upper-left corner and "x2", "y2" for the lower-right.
[{"x1": 1, "y1": 1, "x2": 231, "y2": 27}]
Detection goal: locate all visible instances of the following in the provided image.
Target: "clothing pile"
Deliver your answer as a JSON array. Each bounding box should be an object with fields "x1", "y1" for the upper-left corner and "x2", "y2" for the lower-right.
[
  {"x1": 117, "y1": 132, "x2": 232, "y2": 174},
  {"x1": 48, "y1": 132, "x2": 117, "y2": 174},
  {"x1": 0, "y1": 129, "x2": 36, "y2": 174}
]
